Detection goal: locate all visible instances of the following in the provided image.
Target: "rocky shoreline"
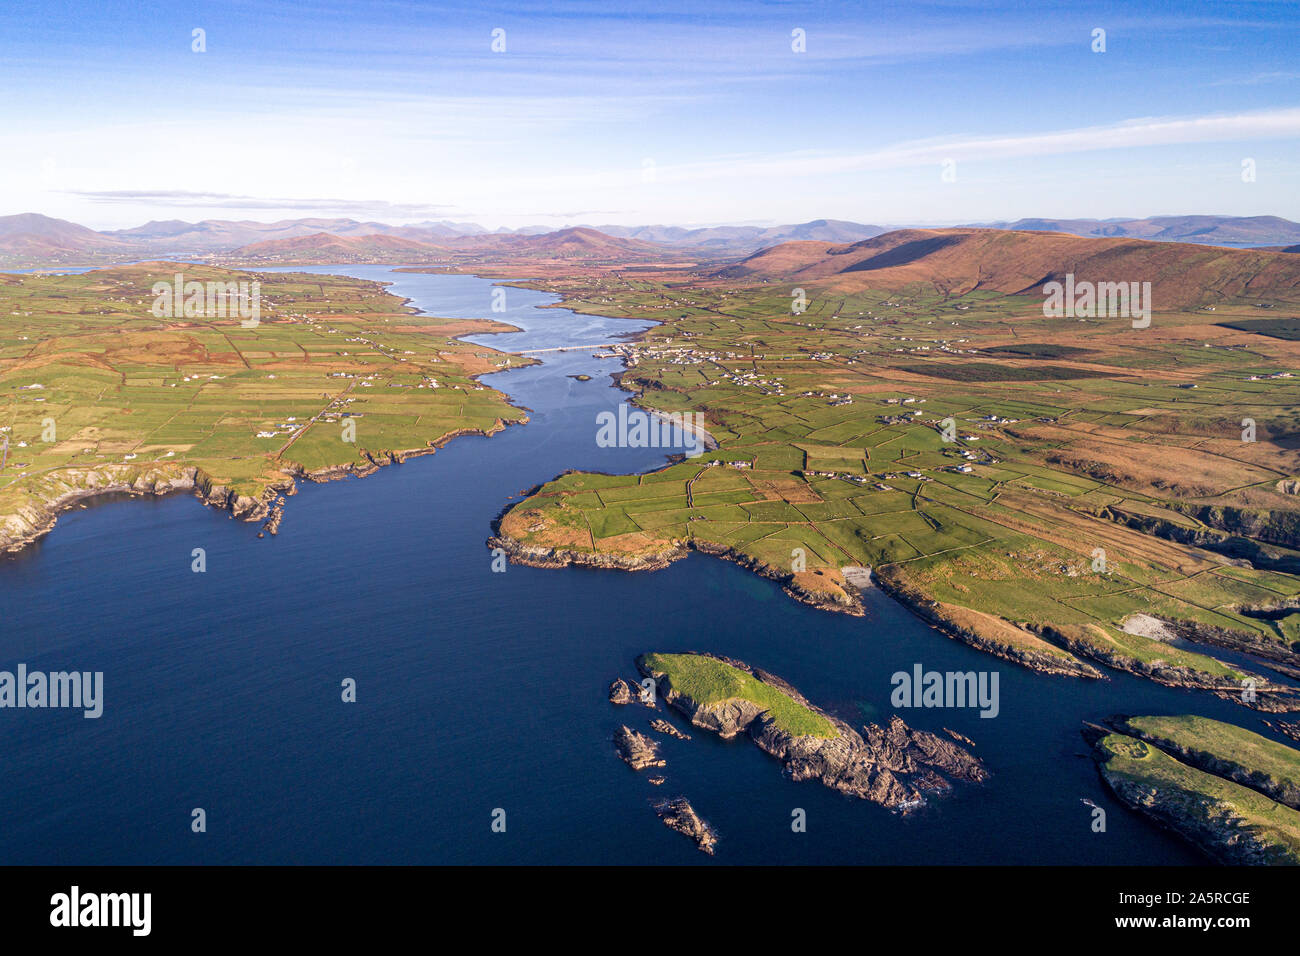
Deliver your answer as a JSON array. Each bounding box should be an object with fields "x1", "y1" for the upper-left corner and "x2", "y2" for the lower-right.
[
  {"x1": 491, "y1": 527, "x2": 1182, "y2": 680},
  {"x1": 493, "y1": 518, "x2": 1298, "y2": 704},
  {"x1": 0, "y1": 419, "x2": 515, "y2": 556},
  {"x1": 870, "y1": 568, "x2": 1103, "y2": 678},
  {"x1": 2, "y1": 463, "x2": 205, "y2": 555},
  {"x1": 486, "y1": 530, "x2": 866, "y2": 615},
  {"x1": 1117, "y1": 611, "x2": 1300, "y2": 677},
  {"x1": 1043, "y1": 622, "x2": 1300, "y2": 712},
  {"x1": 1098, "y1": 760, "x2": 1293, "y2": 865}
]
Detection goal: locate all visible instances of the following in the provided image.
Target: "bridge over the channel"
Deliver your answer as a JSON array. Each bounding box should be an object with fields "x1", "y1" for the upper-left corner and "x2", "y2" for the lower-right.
[{"x1": 510, "y1": 343, "x2": 623, "y2": 355}]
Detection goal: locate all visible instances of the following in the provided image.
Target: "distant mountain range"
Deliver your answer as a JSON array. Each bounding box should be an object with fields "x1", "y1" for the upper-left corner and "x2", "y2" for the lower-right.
[
  {"x1": 227, "y1": 231, "x2": 453, "y2": 262},
  {"x1": 588, "y1": 219, "x2": 888, "y2": 251},
  {"x1": 105, "y1": 216, "x2": 529, "y2": 251},
  {"x1": 0, "y1": 213, "x2": 889, "y2": 260},
  {"x1": 964, "y1": 215, "x2": 1300, "y2": 246},
  {"x1": 228, "y1": 226, "x2": 671, "y2": 262},
  {"x1": 1, "y1": 212, "x2": 1299, "y2": 268}
]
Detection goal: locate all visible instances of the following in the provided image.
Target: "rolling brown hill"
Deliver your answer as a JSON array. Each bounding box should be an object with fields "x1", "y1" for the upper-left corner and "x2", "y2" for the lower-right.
[
  {"x1": 111, "y1": 217, "x2": 480, "y2": 251},
  {"x1": 457, "y1": 226, "x2": 674, "y2": 258},
  {"x1": 229, "y1": 226, "x2": 675, "y2": 264},
  {"x1": 716, "y1": 227, "x2": 1300, "y2": 308},
  {"x1": 231, "y1": 232, "x2": 447, "y2": 260},
  {"x1": 0, "y1": 213, "x2": 133, "y2": 256}
]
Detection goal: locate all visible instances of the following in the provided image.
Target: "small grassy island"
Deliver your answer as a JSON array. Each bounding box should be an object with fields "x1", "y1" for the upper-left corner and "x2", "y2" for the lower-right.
[
  {"x1": 634, "y1": 651, "x2": 986, "y2": 808},
  {"x1": 639, "y1": 651, "x2": 838, "y2": 738}
]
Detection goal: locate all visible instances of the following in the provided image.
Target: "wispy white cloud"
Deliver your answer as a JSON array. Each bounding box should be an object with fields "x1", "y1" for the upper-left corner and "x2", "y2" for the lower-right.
[
  {"x1": 1210, "y1": 70, "x2": 1300, "y2": 86},
  {"x1": 639, "y1": 107, "x2": 1300, "y2": 185},
  {"x1": 63, "y1": 191, "x2": 461, "y2": 218}
]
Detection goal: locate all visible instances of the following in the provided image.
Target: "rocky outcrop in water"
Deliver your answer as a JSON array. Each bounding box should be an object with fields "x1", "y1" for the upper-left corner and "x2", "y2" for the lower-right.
[
  {"x1": 638, "y1": 653, "x2": 987, "y2": 810},
  {"x1": 653, "y1": 797, "x2": 717, "y2": 855},
  {"x1": 260, "y1": 497, "x2": 286, "y2": 537},
  {"x1": 649, "y1": 718, "x2": 690, "y2": 740},
  {"x1": 608, "y1": 679, "x2": 633, "y2": 705},
  {"x1": 614, "y1": 725, "x2": 665, "y2": 771},
  {"x1": 1265, "y1": 720, "x2": 1300, "y2": 744}
]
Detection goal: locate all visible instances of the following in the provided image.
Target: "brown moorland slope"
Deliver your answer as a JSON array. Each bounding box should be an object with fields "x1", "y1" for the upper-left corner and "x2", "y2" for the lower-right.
[
  {"x1": 455, "y1": 226, "x2": 674, "y2": 258},
  {"x1": 716, "y1": 227, "x2": 1300, "y2": 308},
  {"x1": 0, "y1": 213, "x2": 135, "y2": 257},
  {"x1": 230, "y1": 226, "x2": 680, "y2": 266},
  {"x1": 231, "y1": 231, "x2": 448, "y2": 258}
]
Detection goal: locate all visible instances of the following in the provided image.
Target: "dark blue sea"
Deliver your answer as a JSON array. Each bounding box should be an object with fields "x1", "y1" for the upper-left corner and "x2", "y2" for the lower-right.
[{"x1": 0, "y1": 266, "x2": 1271, "y2": 864}]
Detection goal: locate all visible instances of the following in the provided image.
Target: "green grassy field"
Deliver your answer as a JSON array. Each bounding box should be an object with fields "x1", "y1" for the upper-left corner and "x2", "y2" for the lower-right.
[
  {"x1": 497, "y1": 272, "x2": 1300, "y2": 698},
  {"x1": 1097, "y1": 730, "x2": 1300, "y2": 864},
  {"x1": 1119, "y1": 715, "x2": 1300, "y2": 796},
  {"x1": 0, "y1": 262, "x2": 528, "y2": 541}
]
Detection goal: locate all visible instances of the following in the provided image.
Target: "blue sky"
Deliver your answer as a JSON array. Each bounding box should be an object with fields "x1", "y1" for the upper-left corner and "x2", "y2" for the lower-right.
[{"x1": 4, "y1": 0, "x2": 1299, "y2": 229}]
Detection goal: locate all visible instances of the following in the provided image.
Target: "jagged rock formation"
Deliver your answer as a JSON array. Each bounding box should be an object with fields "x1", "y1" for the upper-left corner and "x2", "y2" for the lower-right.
[
  {"x1": 653, "y1": 797, "x2": 717, "y2": 855},
  {"x1": 1102, "y1": 505, "x2": 1300, "y2": 574},
  {"x1": 614, "y1": 725, "x2": 665, "y2": 771},
  {"x1": 1171, "y1": 502, "x2": 1300, "y2": 552},
  {"x1": 608, "y1": 679, "x2": 633, "y2": 705},
  {"x1": 649, "y1": 718, "x2": 690, "y2": 740}
]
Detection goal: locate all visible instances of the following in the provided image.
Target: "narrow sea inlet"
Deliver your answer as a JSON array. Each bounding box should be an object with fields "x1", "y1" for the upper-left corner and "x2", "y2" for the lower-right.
[{"x1": 0, "y1": 267, "x2": 1250, "y2": 864}]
